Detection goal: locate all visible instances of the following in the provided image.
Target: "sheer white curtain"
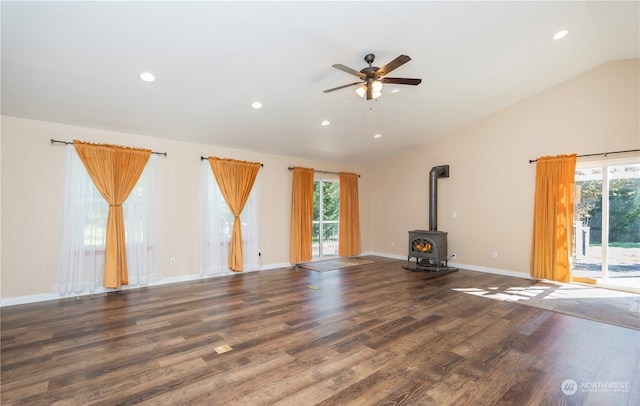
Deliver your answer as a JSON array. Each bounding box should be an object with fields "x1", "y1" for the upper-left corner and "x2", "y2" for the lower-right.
[
  {"x1": 200, "y1": 161, "x2": 260, "y2": 276},
  {"x1": 125, "y1": 152, "x2": 160, "y2": 285},
  {"x1": 53, "y1": 145, "x2": 160, "y2": 295}
]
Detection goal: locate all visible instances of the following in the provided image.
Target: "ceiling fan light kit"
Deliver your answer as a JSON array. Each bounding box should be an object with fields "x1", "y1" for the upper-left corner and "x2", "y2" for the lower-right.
[
  {"x1": 324, "y1": 53, "x2": 422, "y2": 100},
  {"x1": 356, "y1": 79, "x2": 383, "y2": 98}
]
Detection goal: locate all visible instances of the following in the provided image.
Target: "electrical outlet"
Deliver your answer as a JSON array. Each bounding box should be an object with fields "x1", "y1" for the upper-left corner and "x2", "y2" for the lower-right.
[
  {"x1": 170, "y1": 257, "x2": 176, "y2": 265},
  {"x1": 390, "y1": 241, "x2": 395, "y2": 247},
  {"x1": 492, "y1": 251, "x2": 498, "y2": 259}
]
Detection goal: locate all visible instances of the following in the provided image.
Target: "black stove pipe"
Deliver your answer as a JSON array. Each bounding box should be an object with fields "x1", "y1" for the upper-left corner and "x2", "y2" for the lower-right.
[{"x1": 429, "y1": 165, "x2": 450, "y2": 231}]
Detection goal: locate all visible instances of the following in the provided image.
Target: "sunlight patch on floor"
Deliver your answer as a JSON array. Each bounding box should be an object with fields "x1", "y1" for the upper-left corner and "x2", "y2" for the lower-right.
[
  {"x1": 452, "y1": 282, "x2": 639, "y2": 302},
  {"x1": 535, "y1": 284, "x2": 638, "y2": 299}
]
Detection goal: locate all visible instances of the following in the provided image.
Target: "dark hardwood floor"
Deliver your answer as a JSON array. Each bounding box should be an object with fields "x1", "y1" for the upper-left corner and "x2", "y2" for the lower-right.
[{"x1": 2, "y1": 256, "x2": 638, "y2": 405}]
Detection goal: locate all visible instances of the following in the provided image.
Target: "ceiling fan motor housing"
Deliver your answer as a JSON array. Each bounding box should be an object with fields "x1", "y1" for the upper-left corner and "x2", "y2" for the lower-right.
[{"x1": 360, "y1": 67, "x2": 379, "y2": 77}]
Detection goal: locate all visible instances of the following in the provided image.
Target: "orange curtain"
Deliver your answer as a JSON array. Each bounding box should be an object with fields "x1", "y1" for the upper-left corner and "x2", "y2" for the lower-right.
[
  {"x1": 338, "y1": 172, "x2": 361, "y2": 257},
  {"x1": 73, "y1": 140, "x2": 151, "y2": 288},
  {"x1": 289, "y1": 167, "x2": 314, "y2": 264},
  {"x1": 531, "y1": 154, "x2": 577, "y2": 282},
  {"x1": 208, "y1": 157, "x2": 261, "y2": 272}
]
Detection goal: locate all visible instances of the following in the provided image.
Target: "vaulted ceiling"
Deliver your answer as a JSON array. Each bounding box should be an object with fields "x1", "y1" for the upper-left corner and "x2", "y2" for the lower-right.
[{"x1": 2, "y1": 1, "x2": 638, "y2": 164}]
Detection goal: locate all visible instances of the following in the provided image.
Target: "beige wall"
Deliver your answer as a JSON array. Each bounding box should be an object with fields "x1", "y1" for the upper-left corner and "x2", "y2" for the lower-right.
[
  {"x1": 0, "y1": 117, "x2": 364, "y2": 301},
  {"x1": 364, "y1": 58, "x2": 639, "y2": 275},
  {"x1": 2, "y1": 58, "x2": 638, "y2": 303}
]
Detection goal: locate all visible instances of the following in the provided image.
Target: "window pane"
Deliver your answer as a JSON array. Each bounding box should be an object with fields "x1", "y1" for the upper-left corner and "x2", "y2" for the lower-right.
[
  {"x1": 573, "y1": 167, "x2": 603, "y2": 282},
  {"x1": 607, "y1": 164, "x2": 640, "y2": 287}
]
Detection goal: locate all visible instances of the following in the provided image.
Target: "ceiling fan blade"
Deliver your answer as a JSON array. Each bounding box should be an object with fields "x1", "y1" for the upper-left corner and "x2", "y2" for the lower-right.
[
  {"x1": 375, "y1": 55, "x2": 411, "y2": 78},
  {"x1": 323, "y1": 82, "x2": 363, "y2": 93},
  {"x1": 381, "y1": 77, "x2": 422, "y2": 86},
  {"x1": 332, "y1": 64, "x2": 366, "y2": 79}
]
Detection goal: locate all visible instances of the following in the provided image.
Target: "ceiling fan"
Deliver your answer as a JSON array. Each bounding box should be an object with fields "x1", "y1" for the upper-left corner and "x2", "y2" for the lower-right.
[{"x1": 323, "y1": 53, "x2": 422, "y2": 100}]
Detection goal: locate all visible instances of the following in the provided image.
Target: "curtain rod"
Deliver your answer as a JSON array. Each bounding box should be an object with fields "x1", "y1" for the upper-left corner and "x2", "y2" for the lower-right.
[
  {"x1": 51, "y1": 138, "x2": 167, "y2": 156},
  {"x1": 529, "y1": 148, "x2": 640, "y2": 163},
  {"x1": 288, "y1": 166, "x2": 360, "y2": 177},
  {"x1": 200, "y1": 156, "x2": 263, "y2": 166}
]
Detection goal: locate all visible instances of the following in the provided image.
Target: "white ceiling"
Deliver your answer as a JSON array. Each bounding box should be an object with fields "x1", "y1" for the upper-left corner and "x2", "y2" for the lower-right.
[{"x1": 2, "y1": 1, "x2": 639, "y2": 165}]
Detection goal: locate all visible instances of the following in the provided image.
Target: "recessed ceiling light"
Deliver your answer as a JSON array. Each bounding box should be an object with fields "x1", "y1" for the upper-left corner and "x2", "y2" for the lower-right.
[
  {"x1": 321, "y1": 120, "x2": 330, "y2": 126},
  {"x1": 374, "y1": 133, "x2": 382, "y2": 139},
  {"x1": 553, "y1": 30, "x2": 568, "y2": 40},
  {"x1": 139, "y1": 71, "x2": 155, "y2": 82},
  {"x1": 251, "y1": 101, "x2": 263, "y2": 109}
]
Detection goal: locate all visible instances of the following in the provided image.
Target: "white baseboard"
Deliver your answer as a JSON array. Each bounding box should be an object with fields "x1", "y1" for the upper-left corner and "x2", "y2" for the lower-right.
[
  {"x1": 449, "y1": 262, "x2": 532, "y2": 280},
  {"x1": 260, "y1": 261, "x2": 292, "y2": 270}
]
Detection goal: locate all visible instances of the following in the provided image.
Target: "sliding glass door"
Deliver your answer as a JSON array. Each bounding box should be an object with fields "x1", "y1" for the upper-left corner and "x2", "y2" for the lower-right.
[{"x1": 573, "y1": 159, "x2": 640, "y2": 292}]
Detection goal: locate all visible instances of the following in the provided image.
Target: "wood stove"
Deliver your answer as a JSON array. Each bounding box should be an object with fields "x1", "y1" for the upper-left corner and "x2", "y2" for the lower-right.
[{"x1": 403, "y1": 165, "x2": 457, "y2": 274}]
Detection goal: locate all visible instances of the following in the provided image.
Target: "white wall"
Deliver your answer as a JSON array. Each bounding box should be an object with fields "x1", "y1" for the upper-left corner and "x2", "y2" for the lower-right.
[
  {"x1": 0, "y1": 117, "x2": 365, "y2": 302},
  {"x1": 364, "y1": 58, "x2": 639, "y2": 276}
]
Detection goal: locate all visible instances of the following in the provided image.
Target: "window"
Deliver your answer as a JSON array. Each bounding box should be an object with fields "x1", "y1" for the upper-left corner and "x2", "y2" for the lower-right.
[
  {"x1": 200, "y1": 162, "x2": 260, "y2": 275},
  {"x1": 53, "y1": 145, "x2": 160, "y2": 294}
]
